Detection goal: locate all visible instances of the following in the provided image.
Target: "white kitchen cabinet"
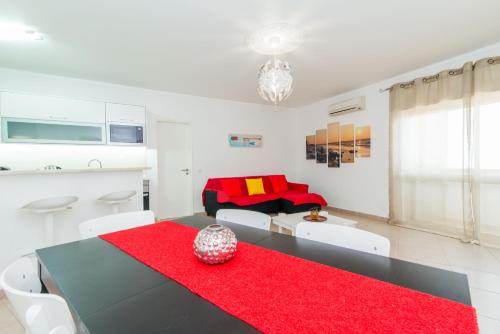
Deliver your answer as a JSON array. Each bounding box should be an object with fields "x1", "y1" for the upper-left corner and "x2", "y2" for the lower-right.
[
  {"x1": 105, "y1": 103, "x2": 146, "y2": 124},
  {"x1": 0, "y1": 92, "x2": 105, "y2": 124},
  {"x1": 1, "y1": 118, "x2": 106, "y2": 144}
]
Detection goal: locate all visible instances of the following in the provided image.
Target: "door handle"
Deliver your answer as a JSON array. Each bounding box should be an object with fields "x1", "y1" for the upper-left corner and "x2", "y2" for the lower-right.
[{"x1": 181, "y1": 168, "x2": 190, "y2": 175}]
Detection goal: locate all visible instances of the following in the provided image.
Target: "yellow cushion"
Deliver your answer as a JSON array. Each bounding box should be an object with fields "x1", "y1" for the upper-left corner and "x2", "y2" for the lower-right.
[{"x1": 245, "y1": 178, "x2": 266, "y2": 196}]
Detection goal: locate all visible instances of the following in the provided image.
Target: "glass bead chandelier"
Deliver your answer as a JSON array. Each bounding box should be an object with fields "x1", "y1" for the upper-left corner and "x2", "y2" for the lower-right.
[
  {"x1": 257, "y1": 57, "x2": 293, "y2": 107},
  {"x1": 248, "y1": 23, "x2": 303, "y2": 109}
]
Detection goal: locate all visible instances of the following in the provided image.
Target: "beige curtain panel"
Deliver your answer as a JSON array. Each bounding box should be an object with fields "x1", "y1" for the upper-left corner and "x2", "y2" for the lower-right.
[{"x1": 389, "y1": 56, "x2": 500, "y2": 247}]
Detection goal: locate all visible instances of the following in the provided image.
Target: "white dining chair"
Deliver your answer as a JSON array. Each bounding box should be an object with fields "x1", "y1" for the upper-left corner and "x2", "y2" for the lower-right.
[
  {"x1": 0, "y1": 257, "x2": 76, "y2": 334},
  {"x1": 78, "y1": 210, "x2": 155, "y2": 239},
  {"x1": 296, "y1": 223, "x2": 391, "y2": 256},
  {"x1": 216, "y1": 209, "x2": 271, "y2": 230},
  {"x1": 26, "y1": 304, "x2": 74, "y2": 334}
]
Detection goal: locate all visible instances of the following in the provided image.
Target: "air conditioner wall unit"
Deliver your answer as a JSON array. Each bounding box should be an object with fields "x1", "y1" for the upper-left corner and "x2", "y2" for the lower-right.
[{"x1": 328, "y1": 96, "x2": 365, "y2": 116}]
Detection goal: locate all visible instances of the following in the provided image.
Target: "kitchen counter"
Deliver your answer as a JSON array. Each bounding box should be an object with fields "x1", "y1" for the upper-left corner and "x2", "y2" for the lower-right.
[
  {"x1": 0, "y1": 166, "x2": 146, "y2": 274},
  {"x1": 0, "y1": 166, "x2": 150, "y2": 175}
]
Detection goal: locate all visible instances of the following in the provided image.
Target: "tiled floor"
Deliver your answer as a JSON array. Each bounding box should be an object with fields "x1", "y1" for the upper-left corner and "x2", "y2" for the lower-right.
[
  {"x1": 1, "y1": 211, "x2": 499, "y2": 333},
  {"x1": 0, "y1": 296, "x2": 23, "y2": 334}
]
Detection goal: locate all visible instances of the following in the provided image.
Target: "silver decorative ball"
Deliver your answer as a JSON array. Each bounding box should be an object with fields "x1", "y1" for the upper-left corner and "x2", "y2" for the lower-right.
[{"x1": 194, "y1": 224, "x2": 237, "y2": 264}]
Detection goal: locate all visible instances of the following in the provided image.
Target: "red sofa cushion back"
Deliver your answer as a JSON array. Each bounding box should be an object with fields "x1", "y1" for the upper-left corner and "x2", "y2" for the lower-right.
[
  {"x1": 220, "y1": 178, "x2": 244, "y2": 197},
  {"x1": 204, "y1": 175, "x2": 283, "y2": 197},
  {"x1": 268, "y1": 175, "x2": 289, "y2": 193},
  {"x1": 260, "y1": 176, "x2": 274, "y2": 194}
]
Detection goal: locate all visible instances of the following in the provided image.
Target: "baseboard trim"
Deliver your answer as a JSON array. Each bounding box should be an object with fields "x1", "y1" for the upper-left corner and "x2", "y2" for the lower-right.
[
  {"x1": 197, "y1": 206, "x2": 389, "y2": 223},
  {"x1": 194, "y1": 211, "x2": 208, "y2": 216},
  {"x1": 325, "y1": 206, "x2": 389, "y2": 223}
]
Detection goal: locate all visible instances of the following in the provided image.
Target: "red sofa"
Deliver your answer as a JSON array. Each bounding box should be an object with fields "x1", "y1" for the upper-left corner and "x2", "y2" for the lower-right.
[{"x1": 202, "y1": 175, "x2": 327, "y2": 216}]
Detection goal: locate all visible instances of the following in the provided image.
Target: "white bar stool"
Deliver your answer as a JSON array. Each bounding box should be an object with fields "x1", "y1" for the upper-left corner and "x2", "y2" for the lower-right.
[
  {"x1": 98, "y1": 190, "x2": 137, "y2": 214},
  {"x1": 21, "y1": 196, "x2": 78, "y2": 246}
]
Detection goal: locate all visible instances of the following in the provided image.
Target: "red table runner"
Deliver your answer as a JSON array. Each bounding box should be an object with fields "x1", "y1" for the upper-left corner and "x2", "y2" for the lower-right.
[{"x1": 100, "y1": 221, "x2": 478, "y2": 334}]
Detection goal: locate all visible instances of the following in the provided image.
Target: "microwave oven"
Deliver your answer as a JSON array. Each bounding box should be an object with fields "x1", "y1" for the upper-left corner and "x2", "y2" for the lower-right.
[{"x1": 107, "y1": 123, "x2": 144, "y2": 145}]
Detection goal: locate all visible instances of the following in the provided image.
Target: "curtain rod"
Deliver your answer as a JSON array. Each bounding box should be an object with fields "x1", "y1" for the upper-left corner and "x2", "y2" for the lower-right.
[{"x1": 378, "y1": 56, "x2": 499, "y2": 94}]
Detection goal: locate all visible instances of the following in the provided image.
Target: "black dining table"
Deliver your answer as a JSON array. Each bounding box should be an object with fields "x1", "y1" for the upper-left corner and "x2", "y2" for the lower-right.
[{"x1": 36, "y1": 215, "x2": 471, "y2": 334}]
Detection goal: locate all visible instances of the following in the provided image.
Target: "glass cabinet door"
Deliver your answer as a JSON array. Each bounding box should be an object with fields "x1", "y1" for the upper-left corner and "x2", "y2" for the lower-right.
[{"x1": 1, "y1": 118, "x2": 105, "y2": 144}]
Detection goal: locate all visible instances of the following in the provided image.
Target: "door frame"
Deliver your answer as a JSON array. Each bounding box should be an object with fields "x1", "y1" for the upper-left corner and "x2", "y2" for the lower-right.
[{"x1": 155, "y1": 120, "x2": 194, "y2": 218}]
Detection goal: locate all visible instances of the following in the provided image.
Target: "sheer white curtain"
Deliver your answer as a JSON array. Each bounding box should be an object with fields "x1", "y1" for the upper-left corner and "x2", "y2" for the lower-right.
[{"x1": 390, "y1": 57, "x2": 500, "y2": 247}]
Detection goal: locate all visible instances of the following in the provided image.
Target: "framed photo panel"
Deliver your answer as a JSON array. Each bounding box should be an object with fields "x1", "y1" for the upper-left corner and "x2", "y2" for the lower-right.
[
  {"x1": 306, "y1": 135, "x2": 316, "y2": 160},
  {"x1": 340, "y1": 124, "x2": 355, "y2": 163},
  {"x1": 228, "y1": 134, "x2": 262, "y2": 147},
  {"x1": 355, "y1": 126, "x2": 371, "y2": 158},
  {"x1": 327, "y1": 122, "x2": 340, "y2": 168},
  {"x1": 315, "y1": 129, "x2": 327, "y2": 163}
]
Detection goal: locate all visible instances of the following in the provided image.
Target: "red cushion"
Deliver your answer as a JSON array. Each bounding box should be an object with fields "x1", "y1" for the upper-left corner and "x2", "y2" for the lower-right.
[
  {"x1": 287, "y1": 182, "x2": 308, "y2": 193},
  {"x1": 268, "y1": 175, "x2": 289, "y2": 193},
  {"x1": 276, "y1": 190, "x2": 300, "y2": 196},
  {"x1": 220, "y1": 179, "x2": 243, "y2": 197},
  {"x1": 281, "y1": 193, "x2": 327, "y2": 206}
]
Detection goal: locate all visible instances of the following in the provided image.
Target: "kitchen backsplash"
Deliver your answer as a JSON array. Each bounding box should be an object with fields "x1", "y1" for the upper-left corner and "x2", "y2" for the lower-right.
[{"x1": 0, "y1": 143, "x2": 147, "y2": 170}]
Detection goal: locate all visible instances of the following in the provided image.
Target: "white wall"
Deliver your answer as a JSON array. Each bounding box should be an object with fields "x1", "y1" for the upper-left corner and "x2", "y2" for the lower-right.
[
  {"x1": 0, "y1": 68, "x2": 298, "y2": 214},
  {"x1": 296, "y1": 89, "x2": 389, "y2": 217},
  {"x1": 294, "y1": 42, "x2": 500, "y2": 218}
]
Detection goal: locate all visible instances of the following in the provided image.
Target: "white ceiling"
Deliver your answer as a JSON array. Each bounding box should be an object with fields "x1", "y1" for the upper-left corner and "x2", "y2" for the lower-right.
[{"x1": 1, "y1": 0, "x2": 500, "y2": 107}]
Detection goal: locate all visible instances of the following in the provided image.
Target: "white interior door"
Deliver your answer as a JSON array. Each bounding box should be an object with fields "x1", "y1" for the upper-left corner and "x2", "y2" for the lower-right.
[{"x1": 156, "y1": 122, "x2": 193, "y2": 219}]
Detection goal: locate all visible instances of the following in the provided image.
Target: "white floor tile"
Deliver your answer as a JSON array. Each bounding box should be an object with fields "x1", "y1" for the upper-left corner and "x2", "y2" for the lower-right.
[
  {"x1": 1, "y1": 298, "x2": 15, "y2": 317},
  {"x1": 452, "y1": 267, "x2": 500, "y2": 294},
  {"x1": 357, "y1": 222, "x2": 399, "y2": 238},
  {"x1": 470, "y1": 288, "x2": 500, "y2": 320},
  {"x1": 488, "y1": 247, "x2": 500, "y2": 262},
  {"x1": 478, "y1": 315, "x2": 500, "y2": 334},
  {"x1": 441, "y1": 242, "x2": 500, "y2": 275},
  {"x1": 397, "y1": 228, "x2": 441, "y2": 246},
  {"x1": 394, "y1": 242, "x2": 450, "y2": 266},
  {"x1": 1, "y1": 323, "x2": 24, "y2": 334},
  {"x1": 0, "y1": 300, "x2": 18, "y2": 330}
]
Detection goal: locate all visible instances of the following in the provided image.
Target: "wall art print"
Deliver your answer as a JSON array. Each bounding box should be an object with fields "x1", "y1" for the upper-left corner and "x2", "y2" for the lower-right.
[
  {"x1": 228, "y1": 134, "x2": 262, "y2": 147},
  {"x1": 315, "y1": 129, "x2": 327, "y2": 163},
  {"x1": 340, "y1": 124, "x2": 355, "y2": 163},
  {"x1": 306, "y1": 135, "x2": 316, "y2": 160},
  {"x1": 327, "y1": 122, "x2": 340, "y2": 168},
  {"x1": 355, "y1": 126, "x2": 371, "y2": 158}
]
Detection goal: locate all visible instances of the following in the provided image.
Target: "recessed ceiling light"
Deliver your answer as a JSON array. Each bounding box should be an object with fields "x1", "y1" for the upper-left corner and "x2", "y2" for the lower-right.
[
  {"x1": 0, "y1": 23, "x2": 43, "y2": 41},
  {"x1": 247, "y1": 23, "x2": 303, "y2": 55}
]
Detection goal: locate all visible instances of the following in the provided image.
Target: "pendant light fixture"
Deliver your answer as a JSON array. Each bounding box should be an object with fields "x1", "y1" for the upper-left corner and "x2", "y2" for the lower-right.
[
  {"x1": 257, "y1": 57, "x2": 293, "y2": 107},
  {"x1": 247, "y1": 23, "x2": 303, "y2": 109}
]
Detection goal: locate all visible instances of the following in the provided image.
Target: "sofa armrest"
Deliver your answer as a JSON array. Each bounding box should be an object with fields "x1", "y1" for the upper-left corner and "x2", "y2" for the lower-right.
[
  {"x1": 216, "y1": 190, "x2": 231, "y2": 203},
  {"x1": 203, "y1": 189, "x2": 231, "y2": 217},
  {"x1": 203, "y1": 189, "x2": 231, "y2": 204},
  {"x1": 287, "y1": 182, "x2": 309, "y2": 193}
]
